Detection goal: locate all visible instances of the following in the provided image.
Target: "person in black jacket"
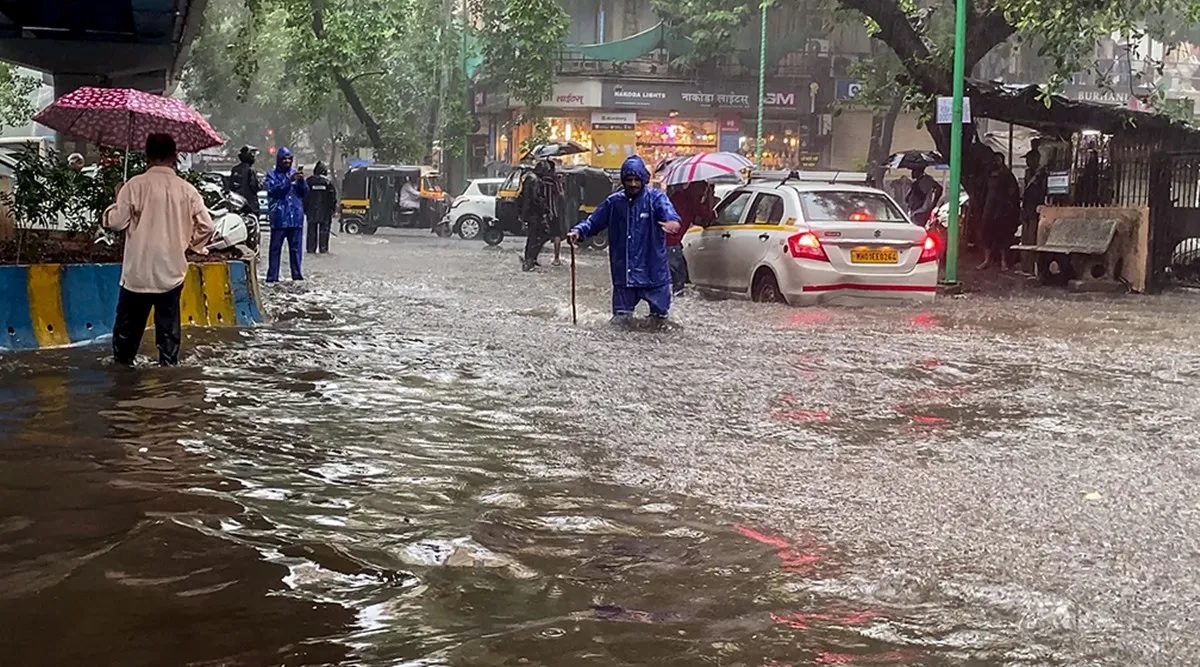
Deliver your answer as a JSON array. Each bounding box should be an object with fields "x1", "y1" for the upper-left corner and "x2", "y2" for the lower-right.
[
  {"x1": 304, "y1": 161, "x2": 338, "y2": 254},
  {"x1": 228, "y1": 145, "x2": 261, "y2": 215}
]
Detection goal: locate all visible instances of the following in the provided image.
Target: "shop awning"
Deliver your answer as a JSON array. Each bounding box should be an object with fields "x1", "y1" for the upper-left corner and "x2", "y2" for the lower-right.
[{"x1": 568, "y1": 22, "x2": 693, "y2": 62}]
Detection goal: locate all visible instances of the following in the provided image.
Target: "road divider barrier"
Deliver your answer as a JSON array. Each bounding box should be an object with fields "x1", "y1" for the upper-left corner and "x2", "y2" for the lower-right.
[{"x1": 0, "y1": 259, "x2": 263, "y2": 351}]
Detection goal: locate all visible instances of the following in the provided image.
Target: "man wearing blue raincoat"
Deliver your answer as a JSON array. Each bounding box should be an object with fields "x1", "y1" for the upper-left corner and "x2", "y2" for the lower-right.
[
  {"x1": 568, "y1": 155, "x2": 682, "y2": 320},
  {"x1": 265, "y1": 147, "x2": 309, "y2": 282}
]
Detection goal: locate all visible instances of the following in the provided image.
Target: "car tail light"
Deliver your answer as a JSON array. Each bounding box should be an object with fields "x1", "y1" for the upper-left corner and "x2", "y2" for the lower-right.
[
  {"x1": 918, "y1": 234, "x2": 939, "y2": 263},
  {"x1": 787, "y1": 232, "x2": 829, "y2": 262},
  {"x1": 849, "y1": 211, "x2": 873, "y2": 221}
]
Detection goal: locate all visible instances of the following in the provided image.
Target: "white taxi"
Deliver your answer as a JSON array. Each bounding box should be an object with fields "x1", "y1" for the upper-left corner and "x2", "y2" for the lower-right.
[{"x1": 682, "y1": 174, "x2": 938, "y2": 305}]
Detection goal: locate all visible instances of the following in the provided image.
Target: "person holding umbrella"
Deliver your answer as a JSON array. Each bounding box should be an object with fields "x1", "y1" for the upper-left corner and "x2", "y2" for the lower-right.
[
  {"x1": 104, "y1": 133, "x2": 214, "y2": 366},
  {"x1": 265, "y1": 147, "x2": 309, "y2": 282}
]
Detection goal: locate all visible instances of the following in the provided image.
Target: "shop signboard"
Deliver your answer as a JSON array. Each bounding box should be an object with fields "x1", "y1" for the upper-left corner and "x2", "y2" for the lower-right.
[
  {"x1": 835, "y1": 79, "x2": 862, "y2": 101},
  {"x1": 718, "y1": 114, "x2": 741, "y2": 153},
  {"x1": 591, "y1": 112, "x2": 637, "y2": 170},
  {"x1": 601, "y1": 82, "x2": 814, "y2": 114}
]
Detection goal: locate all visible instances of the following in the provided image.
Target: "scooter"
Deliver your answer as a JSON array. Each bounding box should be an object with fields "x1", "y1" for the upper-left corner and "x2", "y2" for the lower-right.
[{"x1": 208, "y1": 190, "x2": 260, "y2": 254}]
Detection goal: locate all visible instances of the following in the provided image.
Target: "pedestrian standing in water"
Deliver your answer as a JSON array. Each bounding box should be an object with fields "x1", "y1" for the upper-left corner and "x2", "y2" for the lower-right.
[
  {"x1": 104, "y1": 133, "x2": 214, "y2": 366},
  {"x1": 229, "y1": 145, "x2": 261, "y2": 216},
  {"x1": 666, "y1": 180, "x2": 716, "y2": 295},
  {"x1": 521, "y1": 159, "x2": 562, "y2": 271},
  {"x1": 567, "y1": 155, "x2": 682, "y2": 321},
  {"x1": 304, "y1": 161, "x2": 337, "y2": 254},
  {"x1": 265, "y1": 147, "x2": 309, "y2": 282},
  {"x1": 977, "y1": 151, "x2": 1022, "y2": 271}
]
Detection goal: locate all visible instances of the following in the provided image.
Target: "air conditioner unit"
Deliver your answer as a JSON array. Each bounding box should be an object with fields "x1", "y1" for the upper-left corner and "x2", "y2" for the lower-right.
[{"x1": 807, "y1": 39, "x2": 831, "y2": 56}]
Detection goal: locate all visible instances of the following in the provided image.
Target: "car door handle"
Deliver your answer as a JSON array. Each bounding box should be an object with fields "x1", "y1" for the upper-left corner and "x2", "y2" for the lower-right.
[
  {"x1": 758, "y1": 233, "x2": 770, "y2": 241},
  {"x1": 721, "y1": 232, "x2": 732, "y2": 239}
]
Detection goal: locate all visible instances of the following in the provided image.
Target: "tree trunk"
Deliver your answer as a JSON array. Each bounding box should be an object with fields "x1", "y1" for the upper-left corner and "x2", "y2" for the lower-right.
[
  {"x1": 866, "y1": 96, "x2": 903, "y2": 184},
  {"x1": 308, "y1": 0, "x2": 386, "y2": 155}
]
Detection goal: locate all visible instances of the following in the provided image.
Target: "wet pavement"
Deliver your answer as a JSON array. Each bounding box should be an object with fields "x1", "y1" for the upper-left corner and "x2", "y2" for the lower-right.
[{"x1": 2, "y1": 229, "x2": 1199, "y2": 666}]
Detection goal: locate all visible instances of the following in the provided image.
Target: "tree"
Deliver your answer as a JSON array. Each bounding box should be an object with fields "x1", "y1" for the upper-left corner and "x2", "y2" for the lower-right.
[
  {"x1": 0, "y1": 63, "x2": 40, "y2": 130},
  {"x1": 476, "y1": 0, "x2": 569, "y2": 112},
  {"x1": 185, "y1": 0, "x2": 472, "y2": 162}
]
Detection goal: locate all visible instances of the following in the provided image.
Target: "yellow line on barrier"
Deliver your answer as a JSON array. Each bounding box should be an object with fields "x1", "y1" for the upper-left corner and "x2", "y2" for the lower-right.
[
  {"x1": 200, "y1": 263, "x2": 237, "y2": 326},
  {"x1": 180, "y1": 265, "x2": 208, "y2": 327},
  {"x1": 26, "y1": 264, "x2": 69, "y2": 348}
]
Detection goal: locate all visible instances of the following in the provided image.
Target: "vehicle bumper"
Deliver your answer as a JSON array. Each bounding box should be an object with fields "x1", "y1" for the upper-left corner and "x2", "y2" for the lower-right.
[{"x1": 779, "y1": 261, "x2": 938, "y2": 305}]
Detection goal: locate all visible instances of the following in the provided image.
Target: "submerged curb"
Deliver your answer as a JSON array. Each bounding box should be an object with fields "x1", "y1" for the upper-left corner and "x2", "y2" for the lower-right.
[{"x1": 0, "y1": 258, "x2": 264, "y2": 351}]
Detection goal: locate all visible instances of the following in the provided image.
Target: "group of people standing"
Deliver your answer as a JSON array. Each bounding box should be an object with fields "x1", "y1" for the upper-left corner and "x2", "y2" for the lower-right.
[
  {"x1": 228, "y1": 145, "x2": 338, "y2": 283},
  {"x1": 901, "y1": 144, "x2": 1048, "y2": 273}
]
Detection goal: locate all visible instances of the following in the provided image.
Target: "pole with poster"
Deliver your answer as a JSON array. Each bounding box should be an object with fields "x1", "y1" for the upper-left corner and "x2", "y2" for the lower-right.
[{"x1": 942, "y1": 0, "x2": 968, "y2": 286}]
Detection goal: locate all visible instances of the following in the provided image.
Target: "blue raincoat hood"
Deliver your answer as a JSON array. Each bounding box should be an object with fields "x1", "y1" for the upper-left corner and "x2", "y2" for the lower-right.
[
  {"x1": 620, "y1": 155, "x2": 651, "y2": 187},
  {"x1": 275, "y1": 146, "x2": 294, "y2": 171}
]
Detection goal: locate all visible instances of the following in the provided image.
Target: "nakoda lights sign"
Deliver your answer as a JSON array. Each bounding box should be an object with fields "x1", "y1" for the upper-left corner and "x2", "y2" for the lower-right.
[{"x1": 603, "y1": 83, "x2": 810, "y2": 112}]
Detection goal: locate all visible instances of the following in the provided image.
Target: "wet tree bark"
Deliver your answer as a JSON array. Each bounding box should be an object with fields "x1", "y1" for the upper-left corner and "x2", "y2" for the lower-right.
[{"x1": 307, "y1": 0, "x2": 386, "y2": 154}]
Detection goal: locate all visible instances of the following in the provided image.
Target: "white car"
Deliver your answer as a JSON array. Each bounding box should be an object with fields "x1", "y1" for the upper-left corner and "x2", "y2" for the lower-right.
[
  {"x1": 446, "y1": 178, "x2": 503, "y2": 240},
  {"x1": 683, "y1": 177, "x2": 938, "y2": 305}
]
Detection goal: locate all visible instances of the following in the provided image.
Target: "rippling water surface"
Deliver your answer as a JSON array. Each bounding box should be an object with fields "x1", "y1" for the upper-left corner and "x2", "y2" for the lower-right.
[{"x1": 2, "y1": 231, "x2": 1199, "y2": 666}]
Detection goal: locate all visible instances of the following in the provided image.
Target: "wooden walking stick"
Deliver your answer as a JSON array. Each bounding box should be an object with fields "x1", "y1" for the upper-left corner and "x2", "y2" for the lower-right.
[{"x1": 569, "y1": 240, "x2": 578, "y2": 325}]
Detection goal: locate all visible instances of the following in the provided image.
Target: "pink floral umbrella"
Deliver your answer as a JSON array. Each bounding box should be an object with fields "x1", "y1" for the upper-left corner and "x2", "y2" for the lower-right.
[{"x1": 33, "y1": 87, "x2": 224, "y2": 157}]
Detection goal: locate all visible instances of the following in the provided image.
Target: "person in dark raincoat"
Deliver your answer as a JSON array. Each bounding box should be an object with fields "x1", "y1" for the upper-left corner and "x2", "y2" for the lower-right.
[
  {"x1": 265, "y1": 147, "x2": 309, "y2": 282},
  {"x1": 304, "y1": 161, "x2": 337, "y2": 254},
  {"x1": 977, "y1": 151, "x2": 1021, "y2": 271},
  {"x1": 521, "y1": 159, "x2": 563, "y2": 271},
  {"x1": 229, "y1": 145, "x2": 261, "y2": 215},
  {"x1": 567, "y1": 155, "x2": 682, "y2": 320}
]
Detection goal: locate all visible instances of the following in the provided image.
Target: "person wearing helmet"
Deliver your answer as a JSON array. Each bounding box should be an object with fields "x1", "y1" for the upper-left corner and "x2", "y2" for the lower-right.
[{"x1": 229, "y1": 145, "x2": 261, "y2": 215}]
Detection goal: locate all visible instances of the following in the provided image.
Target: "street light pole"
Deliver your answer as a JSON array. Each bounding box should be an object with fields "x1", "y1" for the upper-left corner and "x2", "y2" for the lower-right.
[
  {"x1": 755, "y1": 0, "x2": 768, "y2": 168},
  {"x1": 943, "y1": 0, "x2": 968, "y2": 284}
]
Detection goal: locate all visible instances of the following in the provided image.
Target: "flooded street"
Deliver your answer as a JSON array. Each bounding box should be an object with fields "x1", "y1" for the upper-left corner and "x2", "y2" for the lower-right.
[{"x1": 2, "y1": 230, "x2": 1199, "y2": 666}]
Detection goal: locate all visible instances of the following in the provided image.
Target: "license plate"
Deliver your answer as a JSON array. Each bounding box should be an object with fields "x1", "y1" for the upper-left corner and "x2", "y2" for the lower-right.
[{"x1": 850, "y1": 247, "x2": 898, "y2": 264}]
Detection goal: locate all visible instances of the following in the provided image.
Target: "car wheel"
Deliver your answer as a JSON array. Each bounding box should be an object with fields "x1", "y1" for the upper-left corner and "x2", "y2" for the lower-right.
[
  {"x1": 589, "y1": 229, "x2": 609, "y2": 251},
  {"x1": 458, "y1": 215, "x2": 482, "y2": 240},
  {"x1": 752, "y1": 270, "x2": 787, "y2": 304},
  {"x1": 343, "y1": 218, "x2": 363, "y2": 235},
  {"x1": 482, "y1": 226, "x2": 504, "y2": 246}
]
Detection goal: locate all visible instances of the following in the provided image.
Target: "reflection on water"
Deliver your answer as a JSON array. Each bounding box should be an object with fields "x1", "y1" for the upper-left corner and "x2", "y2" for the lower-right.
[{"x1": 2, "y1": 232, "x2": 1200, "y2": 665}]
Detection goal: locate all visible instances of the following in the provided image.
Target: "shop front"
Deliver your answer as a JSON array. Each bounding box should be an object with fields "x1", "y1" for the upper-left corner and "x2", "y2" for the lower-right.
[
  {"x1": 479, "y1": 80, "x2": 604, "y2": 166},
  {"x1": 600, "y1": 80, "x2": 829, "y2": 169}
]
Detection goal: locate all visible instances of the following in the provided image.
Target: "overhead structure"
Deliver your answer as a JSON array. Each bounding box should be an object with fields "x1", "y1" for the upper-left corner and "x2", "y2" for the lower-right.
[{"x1": 0, "y1": 0, "x2": 207, "y2": 95}]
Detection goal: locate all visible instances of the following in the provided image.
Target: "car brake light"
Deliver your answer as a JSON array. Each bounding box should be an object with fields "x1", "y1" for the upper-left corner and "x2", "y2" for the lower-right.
[
  {"x1": 918, "y1": 234, "x2": 939, "y2": 263},
  {"x1": 849, "y1": 211, "x2": 873, "y2": 221},
  {"x1": 787, "y1": 232, "x2": 829, "y2": 262}
]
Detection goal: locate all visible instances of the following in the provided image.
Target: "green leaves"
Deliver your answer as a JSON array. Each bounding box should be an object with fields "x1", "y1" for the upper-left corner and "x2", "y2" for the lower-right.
[
  {"x1": 0, "y1": 64, "x2": 39, "y2": 131},
  {"x1": 477, "y1": 0, "x2": 569, "y2": 110}
]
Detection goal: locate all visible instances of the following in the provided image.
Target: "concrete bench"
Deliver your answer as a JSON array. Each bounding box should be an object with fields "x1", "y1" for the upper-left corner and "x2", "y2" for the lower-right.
[
  {"x1": 1011, "y1": 217, "x2": 1123, "y2": 288},
  {"x1": 1011, "y1": 217, "x2": 1119, "y2": 256}
]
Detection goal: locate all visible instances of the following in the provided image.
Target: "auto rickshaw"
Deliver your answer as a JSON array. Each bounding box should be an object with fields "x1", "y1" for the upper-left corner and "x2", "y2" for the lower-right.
[
  {"x1": 339, "y1": 164, "x2": 447, "y2": 234},
  {"x1": 482, "y1": 163, "x2": 614, "y2": 249}
]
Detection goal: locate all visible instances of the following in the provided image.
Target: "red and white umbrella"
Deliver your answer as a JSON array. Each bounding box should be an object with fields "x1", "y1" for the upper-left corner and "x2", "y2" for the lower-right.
[
  {"x1": 34, "y1": 87, "x2": 224, "y2": 155},
  {"x1": 661, "y1": 151, "x2": 754, "y2": 186}
]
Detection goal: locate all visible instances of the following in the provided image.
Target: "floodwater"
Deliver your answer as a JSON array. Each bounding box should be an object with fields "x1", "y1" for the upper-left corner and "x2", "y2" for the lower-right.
[{"x1": 2, "y1": 230, "x2": 1199, "y2": 666}]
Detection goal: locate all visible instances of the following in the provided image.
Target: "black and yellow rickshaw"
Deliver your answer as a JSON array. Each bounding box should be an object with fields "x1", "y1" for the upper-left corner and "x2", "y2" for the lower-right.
[
  {"x1": 339, "y1": 164, "x2": 447, "y2": 234},
  {"x1": 481, "y1": 161, "x2": 614, "y2": 249}
]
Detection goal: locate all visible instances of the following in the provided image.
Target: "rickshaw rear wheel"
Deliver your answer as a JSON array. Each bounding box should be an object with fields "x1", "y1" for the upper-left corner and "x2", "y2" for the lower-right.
[
  {"x1": 588, "y1": 230, "x2": 609, "y2": 251},
  {"x1": 482, "y1": 226, "x2": 504, "y2": 246},
  {"x1": 343, "y1": 218, "x2": 363, "y2": 235}
]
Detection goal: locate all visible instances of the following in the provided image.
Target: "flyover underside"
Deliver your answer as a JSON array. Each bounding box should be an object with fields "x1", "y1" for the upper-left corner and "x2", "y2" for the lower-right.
[{"x1": 0, "y1": 0, "x2": 206, "y2": 93}]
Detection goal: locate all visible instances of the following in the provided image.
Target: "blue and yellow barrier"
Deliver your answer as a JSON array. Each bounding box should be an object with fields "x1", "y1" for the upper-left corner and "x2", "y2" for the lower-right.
[{"x1": 0, "y1": 259, "x2": 264, "y2": 351}]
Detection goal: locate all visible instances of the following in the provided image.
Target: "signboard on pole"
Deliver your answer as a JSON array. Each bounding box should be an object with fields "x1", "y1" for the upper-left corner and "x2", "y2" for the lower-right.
[
  {"x1": 936, "y1": 96, "x2": 972, "y2": 124},
  {"x1": 1046, "y1": 171, "x2": 1070, "y2": 195}
]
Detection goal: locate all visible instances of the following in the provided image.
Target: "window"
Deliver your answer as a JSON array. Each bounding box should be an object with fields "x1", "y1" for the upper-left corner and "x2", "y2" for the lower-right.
[
  {"x1": 747, "y1": 193, "x2": 785, "y2": 225},
  {"x1": 714, "y1": 190, "x2": 752, "y2": 226},
  {"x1": 477, "y1": 182, "x2": 500, "y2": 197},
  {"x1": 798, "y1": 191, "x2": 907, "y2": 223}
]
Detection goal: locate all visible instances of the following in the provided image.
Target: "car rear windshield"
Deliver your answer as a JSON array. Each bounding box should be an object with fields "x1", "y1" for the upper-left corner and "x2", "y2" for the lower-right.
[{"x1": 799, "y1": 191, "x2": 907, "y2": 223}]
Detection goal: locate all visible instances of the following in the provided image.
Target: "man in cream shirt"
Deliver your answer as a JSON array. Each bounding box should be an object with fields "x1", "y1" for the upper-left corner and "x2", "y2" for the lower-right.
[{"x1": 104, "y1": 133, "x2": 214, "y2": 366}]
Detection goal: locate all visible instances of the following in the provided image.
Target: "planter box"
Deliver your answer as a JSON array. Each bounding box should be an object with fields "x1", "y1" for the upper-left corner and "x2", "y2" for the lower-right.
[{"x1": 0, "y1": 258, "x2": 264, "y2": 351}]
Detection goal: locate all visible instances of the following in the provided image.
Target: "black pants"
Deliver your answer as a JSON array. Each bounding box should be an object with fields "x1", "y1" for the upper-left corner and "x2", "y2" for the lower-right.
[
  {"x1": 667, "y1": 245, "x2": 688, "y2": 293},
  {"x1": 523, "y1": 215, "x2": 555, "y2": 268},
  {"x1": 112, "y1": 284, "x2": 183, "y2": 367},
  {"x1": 307, "y1": 219, "x2": 331, "y2": 253}
]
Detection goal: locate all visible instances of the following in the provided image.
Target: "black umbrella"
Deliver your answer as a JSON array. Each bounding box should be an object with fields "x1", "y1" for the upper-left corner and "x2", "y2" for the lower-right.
[
  {"x1": 883, "y1": 150, "x2": 946, "y2": 169},
  {"x1": 520, "y1": 141, "x2": 589, "y2": 161}
]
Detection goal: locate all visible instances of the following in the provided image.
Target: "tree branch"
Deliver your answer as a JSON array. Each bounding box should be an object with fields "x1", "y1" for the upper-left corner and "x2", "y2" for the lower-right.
[
  {"x1": 307, "y1": 0, "x2": 385, "y2": 152},
  {"x1": 839, "y1": 0, "x2": 940, "y2": 89},
  {"x1": 965, "y1": 7, "x2": 1018, "y2": 71}
]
